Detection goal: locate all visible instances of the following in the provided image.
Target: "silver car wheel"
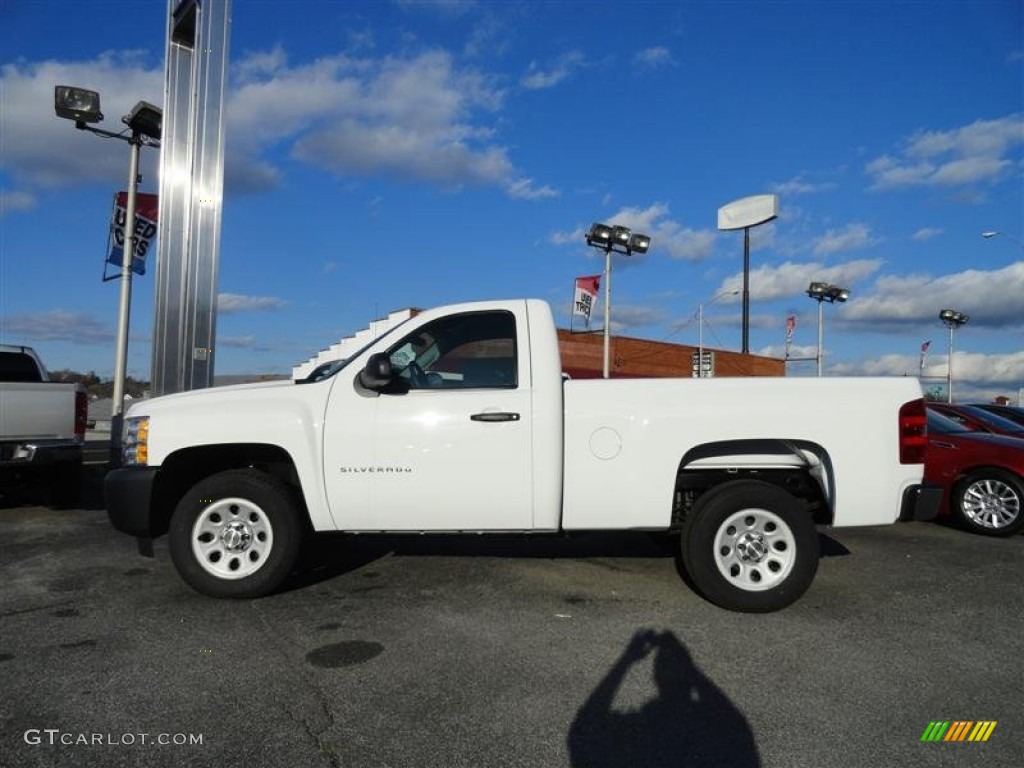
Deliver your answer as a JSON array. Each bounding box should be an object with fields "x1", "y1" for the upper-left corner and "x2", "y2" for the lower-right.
[
  {"x1": 713, "y1": 509, "x2": 796, "y2": 592},
  {"x1": 961, "y1": 477, "x2": 1021, "y2": 530},
  {"x1": 191, "y1": 497, "x2": 275, "y2": 580}
]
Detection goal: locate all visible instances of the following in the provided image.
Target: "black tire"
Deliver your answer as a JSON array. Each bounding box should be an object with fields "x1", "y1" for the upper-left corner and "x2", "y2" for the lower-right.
[
  {"x1": 169, "y1": 469, "x2": 303, "y2": 598},
  {"x1": 952, "y1": 469, "x2": 1024, "y2": 537},
  {"x1": 682, "y1": 480, "x2": 819, "y2": 613}
]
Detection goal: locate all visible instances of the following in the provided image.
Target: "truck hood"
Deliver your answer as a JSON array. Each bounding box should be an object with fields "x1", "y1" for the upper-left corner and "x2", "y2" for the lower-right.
[{"x1": 124, "y1": 379, "x2": 298, "y2": 418}]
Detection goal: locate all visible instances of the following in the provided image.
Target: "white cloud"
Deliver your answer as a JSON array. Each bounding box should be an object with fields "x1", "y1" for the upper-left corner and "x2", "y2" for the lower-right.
[
  {"x1": 771, "y1": 174, "x2": 837, "y2": 196},
  {"x1": 832, "y1": 350, "x2": 1024, "y2": 392},
  {"x1": 634, "y1": 47, "x2": 676, "y2": 69},
  {"x1": 1, "y1": 310, "x2": 113, "y2": 344},
  {"x1": 594, "y1": 304, "x2": 669, "y2": 333},
  {"x1": 866, "y1": 114, "x2": 1024, "y2": 190},
  {"x1": 842, "y1": 261, "x2": 1024, "y2": 328},
  {"x1": 217, "y1": 293, "x2": 288, "y2": 313},
  {"x1": 521, "y1": 51, "x2": 586, "y2": 90},
  {"x1": 0, "y1": 54, "x2": 163, "y2": 189},
  {"x1": 716, "y1": 259, "x2": 885, "y2": 302},
  {"x1": 551, "y1": 203, "x2": 719, "y2": 261},
  {"x1": 912, "y1": 227, "x2": 943, "y2": 241},
  {"x1": 812, "y1": 223, "x2": 875, "y2": 256},
  {"x1": 2, "y1": 47, "x2": 556, "y2": 201},
  {"x1": 506, "y1": 178, "x2": 558, "y2": 200},
  {"x1": 1, "y1": 189, "x2": 36, "y2": 216}
]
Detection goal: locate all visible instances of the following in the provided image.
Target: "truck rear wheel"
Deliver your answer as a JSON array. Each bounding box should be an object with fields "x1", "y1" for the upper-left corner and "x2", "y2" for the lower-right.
[
  {"x1": 682, "y1": 480, "x2": 819, "y2": 613},
  {"x1": 169, "y1": 469, "x2": 303, "y2": 598}
]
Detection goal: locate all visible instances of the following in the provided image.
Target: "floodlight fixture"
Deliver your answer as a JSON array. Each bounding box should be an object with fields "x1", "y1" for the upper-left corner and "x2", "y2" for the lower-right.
[
  {"x1": 124, "y1": 101, "x2": 163, "y2": 141},
  {"x1": 586, "y1": 223, "x2": 613, "y2": 248},
  {"x1": 830, "y1": 286, "x2": 850, "y2": 302},
  {"x1": 611, "y1": 225, "x2": 631, "y2": 250},
  {"x1": 584, "y1": 222, "x2": 651, "y2": 256},
  {"x1": 807, "y1": 281, "x2": 849, "y2": 304},
  {"x1": 939, "y1": 309, "x2": 969, "y2": 326},
  {"x1": 54, "y1": 85, "x2": 103, "y2": 124},
  {"x1": 628, "y1": 232, "x2": 651, "y2": 254},
  {"x1": 807, "y1": 281, "x2": 828, "y2": 298}
]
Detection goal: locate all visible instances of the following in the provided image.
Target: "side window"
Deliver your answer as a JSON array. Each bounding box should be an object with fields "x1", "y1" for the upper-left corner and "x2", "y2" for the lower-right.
[{"x1": 386, "y1": 311, "x2": 517, "y2": 390}]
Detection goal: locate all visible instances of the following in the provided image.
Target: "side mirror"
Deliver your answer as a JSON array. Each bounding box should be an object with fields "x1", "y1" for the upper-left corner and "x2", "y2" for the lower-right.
[{"x1": 358, "y1": 353, "x2": 393, "y2": 390}]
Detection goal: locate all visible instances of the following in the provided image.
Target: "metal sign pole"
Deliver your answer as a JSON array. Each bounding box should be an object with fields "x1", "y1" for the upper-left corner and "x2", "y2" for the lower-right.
[{"x1": 110, "y1": 136, "x2": 141, "y2": 465}]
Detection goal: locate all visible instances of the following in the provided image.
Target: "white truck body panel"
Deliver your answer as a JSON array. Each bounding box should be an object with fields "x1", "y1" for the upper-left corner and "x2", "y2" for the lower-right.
[{"x1": 561, "y1": 377, "x2": 923, "y2": 530}]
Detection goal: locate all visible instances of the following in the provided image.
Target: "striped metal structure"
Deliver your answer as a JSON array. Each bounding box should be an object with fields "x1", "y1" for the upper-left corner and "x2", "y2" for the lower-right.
[{"x1": 151, "y1": 0, "x2": 232, "y2": 396}]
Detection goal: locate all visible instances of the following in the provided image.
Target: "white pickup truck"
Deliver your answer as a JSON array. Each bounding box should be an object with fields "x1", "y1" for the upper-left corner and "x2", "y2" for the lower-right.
[
  {"x1": 1, "y1": 344, "x2": 86, "y2": 503},
  {"x1": 106, "y1": 299, "x2": 938, "y2": 612}
]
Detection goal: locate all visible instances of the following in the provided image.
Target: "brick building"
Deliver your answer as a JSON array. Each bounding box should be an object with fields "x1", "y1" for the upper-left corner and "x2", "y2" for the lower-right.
[{"x1": 557, "y1": 329, "x2": 785, "y2": 379}]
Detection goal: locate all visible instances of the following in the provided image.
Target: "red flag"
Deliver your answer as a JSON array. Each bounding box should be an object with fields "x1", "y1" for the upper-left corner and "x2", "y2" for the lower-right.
[{"x1": 573, "y1": 275, "x2": 601, "y2": 326}]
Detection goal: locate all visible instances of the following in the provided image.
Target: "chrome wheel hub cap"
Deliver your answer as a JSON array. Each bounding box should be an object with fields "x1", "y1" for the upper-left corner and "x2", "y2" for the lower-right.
[
  {"x1": 963, "y1": 479, "x2": 1020, "y2": 529},
  {"x1": 221, "y1": 521, "x2": 253, "y2": 552},
  {"x1": 191, "y1": 498, "x2": 274, "y2": 580},
  {"x1": 713, "y1": 509, "x2": 796, "y2": 592}
]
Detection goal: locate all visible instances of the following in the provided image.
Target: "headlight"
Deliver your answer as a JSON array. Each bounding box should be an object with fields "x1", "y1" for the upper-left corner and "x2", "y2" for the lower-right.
[{"x1": 123, "y1": 416, "x2": 150, "y2": 466}]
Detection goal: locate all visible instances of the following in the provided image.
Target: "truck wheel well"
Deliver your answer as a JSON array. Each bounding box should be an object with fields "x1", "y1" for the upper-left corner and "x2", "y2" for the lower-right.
[
  {"x1": 149, "y1": 444, "x2": 301, "y2": 537},
  {"x1": 672, "y1": 439, "x2": 832, "y2": 530}
]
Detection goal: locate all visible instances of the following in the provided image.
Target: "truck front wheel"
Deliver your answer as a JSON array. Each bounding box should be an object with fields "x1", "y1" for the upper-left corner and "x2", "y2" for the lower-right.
[
  {"x1": 169, "y1": 469, "x2": 303, "y2": 598},
  {"x1": 682, "y1": 480, "x2": 819, "y2": 613}
]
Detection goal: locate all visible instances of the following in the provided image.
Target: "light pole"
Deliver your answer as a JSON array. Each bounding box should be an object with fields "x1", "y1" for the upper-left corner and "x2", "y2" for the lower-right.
[
  {"x1": 697, "y1": 290, "x2": 740, "y2": 378},
  {"x1": 54, "y1": 86, "x2": 162, "y2": 466},
  {"x1": 585, "y1": 223, "x2": 651, "y2": 378},
  {"x1": 939, "y1": 309, "x2": 969, "y2": 403},
  {"x1": 806, "y1": 282, "x2": 850, "y2": 377},
  {"x1": 982, "y1": 230, "x2": 1024, "y2": 249}
]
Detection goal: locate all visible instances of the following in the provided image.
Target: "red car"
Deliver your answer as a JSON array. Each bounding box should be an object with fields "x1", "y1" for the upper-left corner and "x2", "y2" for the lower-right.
[
  {"x1": 925, "y1": 410, "x2": 1024, "y2": 537},
  {"x1": 927, "y1": 402, "x2": 1024, "y2": 438}
]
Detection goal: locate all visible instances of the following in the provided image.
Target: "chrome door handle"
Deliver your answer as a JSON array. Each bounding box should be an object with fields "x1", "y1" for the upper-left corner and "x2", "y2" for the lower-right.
[{"x1": 470, "y1": 412, "x2": 520, "y2": 422}]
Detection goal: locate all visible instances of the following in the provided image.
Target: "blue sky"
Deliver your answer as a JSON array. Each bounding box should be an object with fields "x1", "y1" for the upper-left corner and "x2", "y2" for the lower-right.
[{"x1": 1, "y1": 0, "x2": 1022, "y2": 401}]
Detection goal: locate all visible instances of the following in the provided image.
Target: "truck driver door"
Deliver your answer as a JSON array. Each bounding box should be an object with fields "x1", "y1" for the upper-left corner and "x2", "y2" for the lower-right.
[{"x1": 328, "y1": 307, "x2": 534, "y2": 531}]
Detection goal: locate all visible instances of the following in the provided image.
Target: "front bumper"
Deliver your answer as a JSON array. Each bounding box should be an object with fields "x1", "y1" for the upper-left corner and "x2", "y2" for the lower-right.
[
  {"x1": 105, "y1": 467, "x2": 162, "y2": 538},
  {"x1": 899, "y1": 484, "x2": 943, "y2": 522}
]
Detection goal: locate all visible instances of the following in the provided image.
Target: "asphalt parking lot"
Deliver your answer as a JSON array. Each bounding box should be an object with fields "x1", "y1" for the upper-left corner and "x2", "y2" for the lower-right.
[{"x1": 1, "y1": 468, "x2": 1022, "y2": 768}]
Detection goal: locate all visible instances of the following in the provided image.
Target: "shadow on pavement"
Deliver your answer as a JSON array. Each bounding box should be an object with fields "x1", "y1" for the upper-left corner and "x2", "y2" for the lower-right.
[
  {"x1": 568, "y1": 629, "x2": 760, "y2": 767},
  {"x1": 278, "y1": 530, "x2": 678, "y2": 593}
]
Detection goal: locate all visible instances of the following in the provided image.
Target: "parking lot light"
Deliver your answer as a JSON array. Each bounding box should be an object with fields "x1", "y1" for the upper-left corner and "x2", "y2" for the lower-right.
[
  {"x1": 54, "y1": 85, "x2": 162, "y2": 466},
  {"x1": 939, "y1": 308, "x2": 969, "y2": 403},
  {"x1": 806, "y1": 282, "x2": 850, "y2": 377},
  {"x1": 584, "y1": 221, "x2": 653, "y2": 378}
]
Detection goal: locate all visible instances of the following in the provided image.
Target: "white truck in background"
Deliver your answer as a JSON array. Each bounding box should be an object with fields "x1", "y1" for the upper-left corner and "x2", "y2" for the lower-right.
[
  {"x1": 105, "y1": 299, "x2": 939, "y2": 612},
  {"x1": 0, "y1": 345, "x2": 86, "y2": 503}
]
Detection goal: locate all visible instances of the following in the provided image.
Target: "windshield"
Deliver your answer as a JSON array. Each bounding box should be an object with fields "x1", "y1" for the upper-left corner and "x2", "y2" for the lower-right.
[{"x1": 955, "y1": 405, "x2": 1024, "y2": 435}]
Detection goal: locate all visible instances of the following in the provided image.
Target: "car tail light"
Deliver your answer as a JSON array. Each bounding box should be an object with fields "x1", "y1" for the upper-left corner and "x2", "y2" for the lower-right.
[
  {"x1": 75, "y1": 388, "x2": 88, "y2": 440},
  {"x1": 899, "y1": 398, "x2": 927, "y2": 464}
]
